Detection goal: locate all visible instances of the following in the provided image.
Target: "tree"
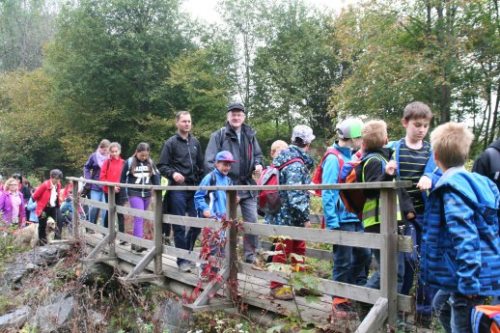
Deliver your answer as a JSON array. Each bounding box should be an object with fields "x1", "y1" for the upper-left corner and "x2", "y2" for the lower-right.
[
  {"x1": 0, "y1": 0, "x2": 57, "y2": 71},
  {"x1": 252, "y1": 1, "x2": 340, "y2": 142},
  {"x1": 45, "y1": 0, "x2": 193, "y2": 161}
]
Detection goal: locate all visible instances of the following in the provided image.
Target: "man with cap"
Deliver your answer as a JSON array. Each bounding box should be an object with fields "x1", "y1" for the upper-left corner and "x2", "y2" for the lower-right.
[
  {"x1": 204, "y1": 102, "x2": 264, "y2": 264},
  {"x1": 321, "y1": 118, "x2": 371, "y2": 317},
  {"x1": 268, "y1": 125, "x2": 315, "y2": 300},
  {"x1": 158, "y1": 111, "x2": 204, "y2": 272}
]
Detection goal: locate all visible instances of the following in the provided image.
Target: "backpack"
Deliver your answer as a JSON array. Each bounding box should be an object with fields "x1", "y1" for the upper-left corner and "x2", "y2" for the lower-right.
[
  {"x1": 310, "y1": 147, "x2": 344, "y2": 197},
  {"x1": 471, "y1": 305, "x2": 500, "y2": 333},
  {"x1": 339, "y1": 153, "x2": 387, "y2": 218},
  {"x1": 257, "y1": 158, "x2": 304, "y2": 215}
]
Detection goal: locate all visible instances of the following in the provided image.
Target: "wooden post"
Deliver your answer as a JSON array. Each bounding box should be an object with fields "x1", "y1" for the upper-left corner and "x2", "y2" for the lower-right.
[
  {"x1": 108, "y1": 186, "x2": 116, "y2": 258},
  {"x1": 379, "y1": 188, "x2": 398, "y2": 330},
  {"x1": 153, "y1": 189, "x2": 163, "y2": 275},
  {"x1": 72, "y1": 180, "x2": 80, "y2": 239},
  {"x1": 225, "y1": 190, "x2": 238, "y2": 301}
]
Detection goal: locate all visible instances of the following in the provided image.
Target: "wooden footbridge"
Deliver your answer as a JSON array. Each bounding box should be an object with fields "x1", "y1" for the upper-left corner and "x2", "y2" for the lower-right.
[{"x1": 67, "y1": 177, "x2": 413, "y2": 332}]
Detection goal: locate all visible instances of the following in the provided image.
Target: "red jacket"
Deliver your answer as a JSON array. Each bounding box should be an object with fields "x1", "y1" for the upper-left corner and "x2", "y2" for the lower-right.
[
  {"x1": 100, "y1": 157, "x2": 125, "y2": 193},
  {"x1": 32, "y1": 180, "x2": 61, "y2": 216}
]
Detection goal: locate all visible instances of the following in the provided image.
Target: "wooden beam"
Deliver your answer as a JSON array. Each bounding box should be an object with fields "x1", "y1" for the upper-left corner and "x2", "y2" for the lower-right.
[
  {"x1": 115, "y1": 205, "x2": 154, "y2": 220},
  {"x1": 184, "y1": 301, "x2": 235, "y2": 313},
  {"x1": 72, "y1": 180, "x2": 80, "y2": 239},
  {"x1": 81, "y1": 256, "x2": 117, "y2": 264},
  {"x1": 379, "y1": 189, "x2": 399, "y2": 329},
  {"x1": 67, "y1": 176, "x2": 411, "y2": 191},
  {"x1": 115, "y1": 232, "x2": 154, "y2": 248},
  {"x1": 119, "y1": 274, "x2": 163, "y2": 284},
  {"x1": 84, "y1": 234, "x2": 110, "y2": 261},
  {"x1": 80, "y1": 197, "x2": 109, "y2": 210},
  {"x1": 356, "y1": 297, "x2": 388, "y2": 333},
  {"x1": 153, "y1": 190, "x2": 163, "y2": 275},
  {"x1": 192, "y1": 268, "x2": 229, "y2": 307},
  {"x1": 108, "y1": 186, "x2": 117, "y2": 258},
  {"x1": 125, "y1": 248, "x2": 157, "y2": 279},
  {"x1": 81, "y1": 220, "x2": 109, "y2": 234},
  {"x1": 242, "y1": 222, "x2": 384, "y2": 248}
]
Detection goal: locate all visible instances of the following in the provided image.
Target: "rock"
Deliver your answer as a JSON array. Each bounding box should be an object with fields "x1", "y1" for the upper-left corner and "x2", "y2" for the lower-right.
[
  {"x1": 29, "y1": 295, "x2": 75, "y2": 333},
  {"x1": 0, "y1": 306, "x2": 30, "y2": 330},
  {"x1": 154, "y1": 298, "x2": 191, "y2": 333}
]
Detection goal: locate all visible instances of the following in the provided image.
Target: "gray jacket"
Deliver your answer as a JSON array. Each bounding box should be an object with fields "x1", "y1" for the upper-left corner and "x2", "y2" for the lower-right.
[{"x1": 204, "y1": 122, "x2": 263, "y2": 187}]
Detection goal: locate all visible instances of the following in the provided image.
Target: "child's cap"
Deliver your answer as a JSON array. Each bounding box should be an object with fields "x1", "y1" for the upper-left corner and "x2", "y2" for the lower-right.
[
  {"x1": 291, "y1": 125, "x2": 315, "y2": 144},
  {"x1": 336, "y1": 118, "x2": 363, "y2": 139},
  {"x1": 216, "y1": 151, "x2": 236, "y2": 163}
]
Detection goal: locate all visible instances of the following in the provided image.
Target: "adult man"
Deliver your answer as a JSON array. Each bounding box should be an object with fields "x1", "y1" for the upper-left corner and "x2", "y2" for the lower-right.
[
  {"x1": 158, "y1": 111, "x2": 204, "y2": 272},
  {"x1": 204, "y1": 102, "x2": 263, "y2": 264}
]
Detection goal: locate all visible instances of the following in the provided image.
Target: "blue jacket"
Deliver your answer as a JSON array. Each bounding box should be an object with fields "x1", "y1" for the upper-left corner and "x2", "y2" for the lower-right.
[
  {"x1": 322, "y1": 144, "x2": 360, "y2": 229},
  {"x1": 26, "y1": 197, "x2": 38, "y2": 223},
  {"x1": 194, "y1": 169, "x2": 231, "y2": 220},
  {"x1": 272, "y1": 145, "x2": 314, "y2": 227},
  {"x1": 421, "y1": 167, "x2": 500, "y2": 296}
]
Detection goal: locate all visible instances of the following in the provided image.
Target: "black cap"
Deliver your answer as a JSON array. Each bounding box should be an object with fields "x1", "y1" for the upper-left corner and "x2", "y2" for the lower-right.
[{"x1": 227, "y1": 102, "x2": 245, "y2": 113}]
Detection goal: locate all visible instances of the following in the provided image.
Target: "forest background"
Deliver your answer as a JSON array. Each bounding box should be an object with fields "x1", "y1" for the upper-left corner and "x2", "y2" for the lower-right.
[{"x1": 0, "y1": 0, "x2": 498, "y2": 179}]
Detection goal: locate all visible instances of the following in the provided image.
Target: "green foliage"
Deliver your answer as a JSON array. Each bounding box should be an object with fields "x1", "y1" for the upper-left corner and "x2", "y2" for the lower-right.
[{"x1": 45, "y1": 0, "x2": 194, "y2": 159}]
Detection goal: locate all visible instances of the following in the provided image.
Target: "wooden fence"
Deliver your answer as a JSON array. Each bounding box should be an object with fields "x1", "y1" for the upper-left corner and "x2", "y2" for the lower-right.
[{"x1": 67, "y1": 177, "x2": 413, "y2": 332}]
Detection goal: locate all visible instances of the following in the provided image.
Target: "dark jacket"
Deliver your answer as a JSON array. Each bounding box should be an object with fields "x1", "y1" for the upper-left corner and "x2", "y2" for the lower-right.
[
  {"x1": 358, "y1": 148, "x2": 414, "y2": 226},
  {"x1": 157, "y1": 133, "x2": 204, "y2": 186},
  {"x1": 120, "y1": 157, "x2": 160, "y2": 198},
  {"x1": 421, "y1": 167, "x2": 500, "y2": 296},
  {"x1": 83, "y1": 153, "x2": 103, "y2": 191},
  {"x1": 472, "y1": 139, "x2": 500, "y2": 188},
  {"x1": 204, "y1": 122, "x2": 263, "y2": 186}
]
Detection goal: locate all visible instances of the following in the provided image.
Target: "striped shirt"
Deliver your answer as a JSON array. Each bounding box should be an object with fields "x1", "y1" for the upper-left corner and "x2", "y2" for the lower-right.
[{"x1": 398, "y1": 140, "x2": 431, "y2": 214}]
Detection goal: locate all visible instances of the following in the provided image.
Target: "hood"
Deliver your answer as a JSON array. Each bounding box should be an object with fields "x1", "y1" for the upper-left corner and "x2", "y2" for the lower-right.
[
  {"x1": 273, "y1": 145, "x2": 314, "y2": 170},
  {"x1": 489, "y1": 139, "x2": 500, "y2": 151},
  {"x1": 435, "y1": 167, "x2": 500, "y2": 210},
  {"x1": 363, "y1": 147, "x2": 392, "y2": 161}
]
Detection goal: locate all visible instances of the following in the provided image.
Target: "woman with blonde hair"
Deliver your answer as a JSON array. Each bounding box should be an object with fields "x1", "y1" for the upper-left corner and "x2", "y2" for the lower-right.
[{"x1": 0, "y1": 177, "x2": 26, "y2": 226}]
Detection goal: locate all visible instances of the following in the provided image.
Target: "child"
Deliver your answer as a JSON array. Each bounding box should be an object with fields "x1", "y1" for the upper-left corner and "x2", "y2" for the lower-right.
[
  {"x1": 194, "y1": 151, "x2": 235, "y2": 280},
  {"x1": 358, "y1": 120, "x2": 409, "y2": 291},
  {"x1": 83, "y1": 139, "x2": 110, "y2": 224},
  {"x1": 26, "y1": 188, "x2": 38, "y2": 223},
  {"x1": 269, "y1": 125, "x2": 315, "y2": 300},
  {"x1": 322, "y1": 118, "x2": 371, "y2": 318},
  {"x1": 388, "y1": 101, "x2": 438, "y2": 323},
  {"x1": 32, "y1": 169, "x2": 63, "y2": 245},
  {"x1": 100, "y1": 142, "x2": 125, "y2": 232},
  {"x1": 262, "y1": 140, "x2": 288, "y2": 224},
  {"x1": 423, "y1": 122, "x2": 500, "y2": 333},
  {"x1": 120, "y1": 142, "x2": 160, "y2": 253}
]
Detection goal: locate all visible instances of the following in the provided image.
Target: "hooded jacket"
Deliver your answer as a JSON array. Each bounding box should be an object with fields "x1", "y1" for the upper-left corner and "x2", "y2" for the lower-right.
[
  {"x1": 194, "y1": 168, "x2": 232, "y2": 220},
  {"x1": 421, "y1": 167, "x2": 500, "y2": 296},
  {"x1": 472, "y1": 138, "x2": 500, "y2": 187},
  {"x1": 272, "y1": 145, "x2": 314, "y2": 227},
  {"x1": 204, "y1": 123, "x2": 263, "y2": 189},
  {"x1": 32, "y1": 180, "x2": 61, "y2": 216},
  {"x1": 120, "y1": 157, "x2": 160, "y2": 198},
  {"x1": 99, "y1": 157, "x2": 125, "y2": 194}
]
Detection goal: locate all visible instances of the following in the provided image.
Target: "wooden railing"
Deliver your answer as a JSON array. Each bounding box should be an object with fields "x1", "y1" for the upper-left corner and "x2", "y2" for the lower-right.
[{"x1": 67, "y1": 177, "x2": 412, "y2": 332}]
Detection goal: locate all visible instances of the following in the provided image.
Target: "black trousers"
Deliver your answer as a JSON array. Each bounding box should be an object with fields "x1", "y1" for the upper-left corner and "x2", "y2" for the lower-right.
[{"x1": 38, "y1": 206, "x2": 59, "y2": 244}]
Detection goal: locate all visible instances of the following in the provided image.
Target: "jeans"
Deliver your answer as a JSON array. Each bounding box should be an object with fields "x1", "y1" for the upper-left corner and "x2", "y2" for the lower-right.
[
  {"x1": 240, "y1": 196, "x2": 259, "y2": 263},
  {"x1": 89, "y1": 189, "x2": 106, "y2": 224},
  {"x1": 365, "y1": 247, "x2": 405, "y2": 292},
  {"x1": 167, "y1": 190, "x2": 200, "y2": 266},
  {"x1": 128, "y1": 196, "x2": 151, "y2": 238},
  {"x1": 332, "y1": 222, "x2": 371, "y2": 287},
  {"x1": 432, "y1": 290, "x2": 485, "y2": 333}
]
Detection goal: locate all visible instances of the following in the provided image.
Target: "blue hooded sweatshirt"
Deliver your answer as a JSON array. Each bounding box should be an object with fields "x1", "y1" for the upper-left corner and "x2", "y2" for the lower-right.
[
  {"x1": 194, "y1": 169, "x2": 232, "y2": 220},
  {"x1": 421, "y1": 167, "x2": 500, "y2": 296}
]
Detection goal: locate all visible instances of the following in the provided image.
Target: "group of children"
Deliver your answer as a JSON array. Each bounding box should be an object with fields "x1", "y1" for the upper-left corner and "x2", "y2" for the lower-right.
[{"x1": 313, "y1": 102, "x2": 499, "y2": 332}]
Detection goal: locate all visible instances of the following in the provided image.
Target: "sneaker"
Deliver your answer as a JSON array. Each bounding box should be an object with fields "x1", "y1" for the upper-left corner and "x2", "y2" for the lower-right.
[
  {"x1": 331, "y1": 298, "x2": 357, "y2": 320},
  {"x1": 131, "y1": 245, "x2": 146, "y2": 253},
  {"x1": 270, "y1": 286, "x2": 294, "y2": 301},
  {"x1": 178, "y1": 262, "x2": 192, "y2": 273},
  {"x1": 295, "y1": 287, "x2": 321, "y2": 297},
  {"x1": 118, "y1": 240, "x2": 128, "y2": 246}
]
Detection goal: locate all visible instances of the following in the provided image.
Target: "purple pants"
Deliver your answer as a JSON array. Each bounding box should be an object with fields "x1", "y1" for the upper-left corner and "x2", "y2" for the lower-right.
[{"x1": 128, "y1": 196, "x2": 151, "y2": 238}]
